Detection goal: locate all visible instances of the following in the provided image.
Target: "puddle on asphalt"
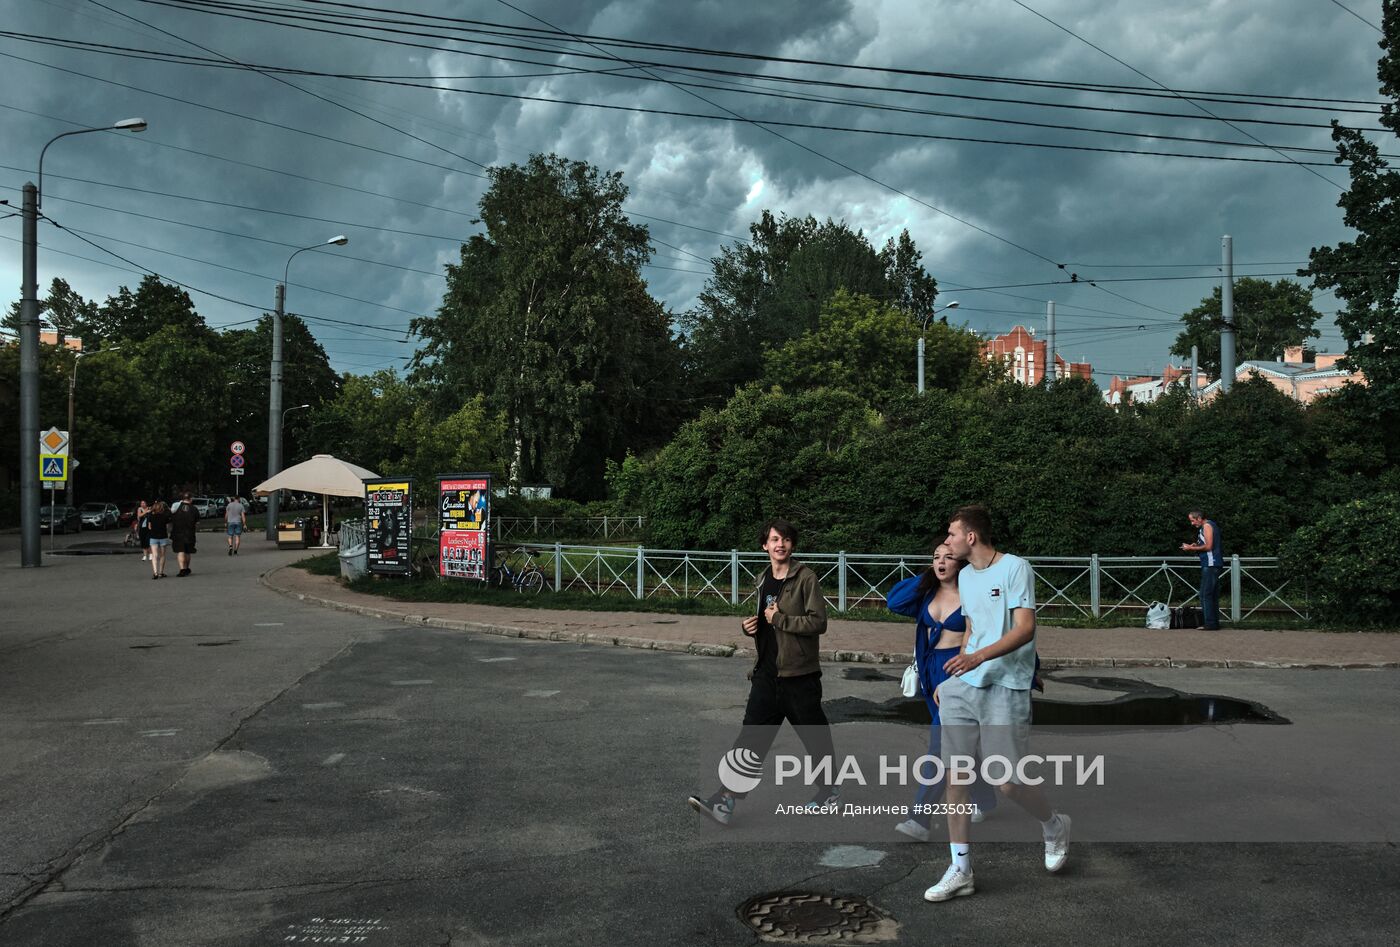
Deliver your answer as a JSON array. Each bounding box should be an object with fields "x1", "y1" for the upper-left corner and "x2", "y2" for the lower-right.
[
  {"x1": 843, "y1": 668, "x2": 900, "y2": 683},
  {"x1": 827, "y1": 674, "x2": 1290, "y2": 727}
]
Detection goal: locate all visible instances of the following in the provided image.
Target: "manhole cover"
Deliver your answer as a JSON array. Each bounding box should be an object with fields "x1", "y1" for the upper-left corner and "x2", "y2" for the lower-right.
[{"x1": 738, "y1": 892, "x2": 897, "y2": 943}]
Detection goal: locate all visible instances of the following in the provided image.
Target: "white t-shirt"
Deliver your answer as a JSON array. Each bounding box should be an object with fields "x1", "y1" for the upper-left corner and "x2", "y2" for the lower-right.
[{"x1": 956, "y1": 552, "x2": 1037, "y2": 690}]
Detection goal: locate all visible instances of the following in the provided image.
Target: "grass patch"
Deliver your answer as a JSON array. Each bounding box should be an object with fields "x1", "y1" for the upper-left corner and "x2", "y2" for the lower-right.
[{"x1": 292, "y1": 551, "x2": 342, "y2": 576}]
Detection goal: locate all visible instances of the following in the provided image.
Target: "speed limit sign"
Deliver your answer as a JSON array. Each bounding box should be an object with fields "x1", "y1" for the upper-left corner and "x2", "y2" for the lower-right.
[{"x1": 230, "y1": 440, "x2": 246, "y2": 455}]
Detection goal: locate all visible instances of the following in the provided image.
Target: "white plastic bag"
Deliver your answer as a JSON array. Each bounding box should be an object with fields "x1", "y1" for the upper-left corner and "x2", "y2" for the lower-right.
[
  {"x1": 901, "y1": 663, "x2": 920, "y2": 697},
  {"x1": 1146, "y1": 601, "x2": 1171, "y2": 630}
]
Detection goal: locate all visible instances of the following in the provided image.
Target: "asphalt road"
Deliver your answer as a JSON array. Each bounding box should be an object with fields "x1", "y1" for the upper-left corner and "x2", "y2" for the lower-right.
[{"x1": 1, "y1": 537, "x2": 1397, "y2": 946}]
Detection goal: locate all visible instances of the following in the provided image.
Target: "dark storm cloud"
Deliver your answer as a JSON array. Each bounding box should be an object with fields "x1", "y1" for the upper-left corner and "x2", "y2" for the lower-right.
[{"x1": 0, "y1": 0, "x2": 1387, "y2": 378}]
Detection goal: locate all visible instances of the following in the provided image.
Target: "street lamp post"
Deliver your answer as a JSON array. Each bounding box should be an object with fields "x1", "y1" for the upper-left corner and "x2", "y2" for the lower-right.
[
  {"x1": 266, "y1": 237, "x2": 347, "y2": 541},
  {"x1": 19, "y1": 118, "x2": 146, "y2": 567},
  {"x1": 917, "y1": 300, "x2": 960, "y2": 394}
]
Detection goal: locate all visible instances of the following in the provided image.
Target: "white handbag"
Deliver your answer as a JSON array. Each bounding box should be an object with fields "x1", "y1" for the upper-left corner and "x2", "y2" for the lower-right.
[{"x1": 901, "y1": 663, "x2": 920, "y2": 697}]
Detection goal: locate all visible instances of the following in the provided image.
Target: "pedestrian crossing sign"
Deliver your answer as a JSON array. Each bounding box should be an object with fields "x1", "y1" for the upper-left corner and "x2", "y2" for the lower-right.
[{"x1": 40, "y1": 454, "x2": 68, "y2": 482}]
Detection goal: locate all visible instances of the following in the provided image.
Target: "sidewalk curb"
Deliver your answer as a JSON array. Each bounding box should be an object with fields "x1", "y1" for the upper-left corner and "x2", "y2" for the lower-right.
[{"x1": 257, "y1": 567, "x2": 1400, "y2": 671}]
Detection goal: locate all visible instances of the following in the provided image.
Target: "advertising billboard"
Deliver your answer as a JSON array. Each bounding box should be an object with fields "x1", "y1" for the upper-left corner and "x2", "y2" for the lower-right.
[
  {"x1": 438, "y1": 473, "x2": 491, "y2": 581},
  {"x1": 364, "y1": 478, "x2": 413, "y2": 576}
]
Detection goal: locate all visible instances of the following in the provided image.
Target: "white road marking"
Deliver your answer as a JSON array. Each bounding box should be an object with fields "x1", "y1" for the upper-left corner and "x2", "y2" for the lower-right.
[
  {"x1": 82, "y1": 718, "x2": 125, "y2": 725},
  {"x1": 253, "y1": 622, "x2": 284, "y2": 627},
  {"x1": 140, "y1": 729, "x2": 180, "y2": 738},
  {"x1": 302, "y1": 702, "x2": 344, "y2": 710},
  {"x1": 524, "y1": 690, "x2": 560, "y2": 698},
  {"x1": 477, "y1": 657, "x2": 516, "y2": 663},
  {"x1": 323, "y1": 753, "x2": 346, "y2": 766},
  {"x1": 390, "y1": 679, "x2": 433, "y2": 686}
]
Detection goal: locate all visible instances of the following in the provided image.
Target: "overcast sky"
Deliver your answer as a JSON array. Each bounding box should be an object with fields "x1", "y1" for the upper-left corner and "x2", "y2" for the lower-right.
[{"x1": 0, "y1": 0, "x2": 1389, "y2": 383}]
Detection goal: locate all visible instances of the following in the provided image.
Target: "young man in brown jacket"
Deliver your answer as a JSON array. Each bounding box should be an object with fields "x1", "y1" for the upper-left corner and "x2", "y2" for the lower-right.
[{"x1": 688, "y1": 518, "x2": 837, "y2": 825}]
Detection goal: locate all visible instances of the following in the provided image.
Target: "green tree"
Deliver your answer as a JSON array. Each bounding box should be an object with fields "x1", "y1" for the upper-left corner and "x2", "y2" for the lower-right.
[
  {"x1": 4, "y1": 278, "x2": 99, "y2": 345},
  {"x1": 761, "y1": 290, "x2": 982, "y2": 409},
  {"x1": 91, "y1": 275, "x2": 208, "y2": 343},
  {"x1": 1307, "y1": 0, "x2": 1400, "y2": 410},
  {"x1": 413, "y1": 153, "x2": 682, "y2": 498},
  {"x1": 1169, "y1": 277, "x2": 1321, "y2": 376},
  {"x1": 638, "y1": 385, "x2": 880, "y2": 550},
  {"x1": 679, "y1": 213, "x2": 939, "y2": 408}
]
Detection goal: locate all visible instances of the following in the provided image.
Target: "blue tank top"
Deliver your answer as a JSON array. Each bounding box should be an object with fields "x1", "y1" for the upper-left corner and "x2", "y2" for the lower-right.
[{"x1": 1199, "y1": 519, "x2": 1222, "y2": 567}]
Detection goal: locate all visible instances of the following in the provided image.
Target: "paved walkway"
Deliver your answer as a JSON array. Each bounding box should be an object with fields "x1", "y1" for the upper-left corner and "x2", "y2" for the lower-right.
[{"x1": 263, "y1": 566, "x2": 1400, "y2": 669}]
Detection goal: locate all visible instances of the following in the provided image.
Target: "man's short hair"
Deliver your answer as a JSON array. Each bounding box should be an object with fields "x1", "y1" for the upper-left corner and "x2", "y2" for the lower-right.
[
  {"x1": 1188, "y1": 509, "x2": 1205, "y2": 519},
  {"x1": 759, "y1": 518, "x2": 799, "y2": 548},
  {"x1": 950, "y1": 505, "x2": 995, "y2": 545},
  {"x1": 182, "y1": 492, "x2": 193, "y2": 501}
]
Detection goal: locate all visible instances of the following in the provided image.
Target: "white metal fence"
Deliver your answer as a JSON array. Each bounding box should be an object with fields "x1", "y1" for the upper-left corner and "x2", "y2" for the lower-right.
[
  {"x1": 505, "y1": 543, "x2": 1305, "y2": 622},
  {"x1": 493, "y1": 516, "x2": 644, "y2": 542}
]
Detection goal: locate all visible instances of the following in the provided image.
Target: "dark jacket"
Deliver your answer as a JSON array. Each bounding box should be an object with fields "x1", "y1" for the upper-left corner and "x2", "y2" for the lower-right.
[
  {"x1": 169, "y1": 503, "x2": 199, "y2": 544},
  {"x1": 749, "y1": 560, "x2": 828, "y2": 678}
]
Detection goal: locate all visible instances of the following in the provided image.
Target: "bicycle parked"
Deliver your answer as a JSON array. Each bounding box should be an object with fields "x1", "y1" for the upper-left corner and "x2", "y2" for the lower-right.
[{"x1": 490, "y1": 547, "x2": 546, "y2": 594}]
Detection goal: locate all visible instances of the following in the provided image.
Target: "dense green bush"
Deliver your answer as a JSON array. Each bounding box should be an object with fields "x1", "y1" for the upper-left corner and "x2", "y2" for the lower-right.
[
  {"x1": 619, "y1": 374, "x2": 1385, "y2": 558},
  {"x1": 1281, "y1": 493, "x2": 1400, "y2": 626}
]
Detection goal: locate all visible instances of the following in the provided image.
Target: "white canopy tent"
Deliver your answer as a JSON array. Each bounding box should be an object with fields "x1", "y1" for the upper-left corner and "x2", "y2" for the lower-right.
[{"x1": 252, "y1": 453, "x2": 378, "y2": 547}]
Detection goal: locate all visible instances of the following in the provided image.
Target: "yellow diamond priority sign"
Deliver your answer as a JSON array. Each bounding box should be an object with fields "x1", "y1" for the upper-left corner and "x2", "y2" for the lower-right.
[{"x1": 40, "y1": 427, "x2": 69, "y2": 456}]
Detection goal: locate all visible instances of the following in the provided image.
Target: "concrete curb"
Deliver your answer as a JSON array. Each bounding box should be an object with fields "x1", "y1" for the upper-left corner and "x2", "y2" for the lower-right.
[{"x1": 257, "y1": 567, "x2": 1400, "y2": 671}]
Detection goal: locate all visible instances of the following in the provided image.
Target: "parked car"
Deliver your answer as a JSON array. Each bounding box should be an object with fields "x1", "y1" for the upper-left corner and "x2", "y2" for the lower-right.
[
  {"x1": 80, "y1": 502, "x2": 121, "y2": 530},
  {"x1": 39, "y1": 505, "x2": 82, "y2": 533},
  {"x1": 192, "y1": 496, "x2": 215, "y2": 518},
  {"x1": 212, "y1": 496, "x2": 229, "y2": 517}
]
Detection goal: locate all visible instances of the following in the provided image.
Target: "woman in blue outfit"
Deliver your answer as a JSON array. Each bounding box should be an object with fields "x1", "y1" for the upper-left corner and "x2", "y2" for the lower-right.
[{"x1": 886, "y1": 544, "x2": 997, "y2": 841}]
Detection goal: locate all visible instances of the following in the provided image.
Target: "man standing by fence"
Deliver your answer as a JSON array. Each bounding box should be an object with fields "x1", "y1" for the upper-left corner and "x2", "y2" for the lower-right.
[
  {"x1": 688, "y1": 518, "x2": 837, "y2": 825},
  {"x1": 1181, "y1": 510, "x2": 1222, "y2": 630}
]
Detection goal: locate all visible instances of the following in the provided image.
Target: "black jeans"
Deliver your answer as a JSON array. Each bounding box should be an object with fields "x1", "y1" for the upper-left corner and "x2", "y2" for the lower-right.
[
  {"x1": 730, "y1": 671, "x2": 835, "y2": 797},
  {"x1": 1200, "y1": 565, "x2": 1222, "y2": 630}
]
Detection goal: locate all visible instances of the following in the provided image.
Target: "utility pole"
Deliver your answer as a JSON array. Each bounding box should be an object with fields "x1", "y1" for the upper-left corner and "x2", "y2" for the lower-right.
[
  {"x1": 19, "y1": 182, "x2": 40, "y2": 566},
  {"x1": 1045, "y1": 300, "x2": 1056, "y2": 385},
  {"x1": 1220, "y1": 235, "x2": 1236, "y2": 393},
  {"x1": 916, "y1": 335, "x2": 925, "y2": 394},
  {"x1": 1190, "y1": 344, "x2": 1199, "y2": 401},
  {"x1": 265, "y1": 282, "x2": 285, "y2": 542},
  {"x1": 67, "y1": 354, "x2": 78, "y2": 510}
]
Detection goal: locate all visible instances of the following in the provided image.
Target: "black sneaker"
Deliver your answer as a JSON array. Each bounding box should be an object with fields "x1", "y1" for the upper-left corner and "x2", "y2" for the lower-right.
[{"x1": 687, "y1": 791, "x2": 735, "y2": 826}]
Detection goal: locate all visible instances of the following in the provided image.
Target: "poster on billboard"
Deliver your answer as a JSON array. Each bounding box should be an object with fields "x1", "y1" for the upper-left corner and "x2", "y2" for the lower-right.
[
  {"x1": 438, "y1": 473, "x2": 491, "y2": 581},
  {"x1": 364, "y1": 478, "x2": 413, "y2": 576}
]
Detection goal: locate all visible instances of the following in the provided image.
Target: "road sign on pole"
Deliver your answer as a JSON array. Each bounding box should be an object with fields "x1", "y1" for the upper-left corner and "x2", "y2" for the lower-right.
[
  {"x1": 230, "y1": 454, "x2": 246, "y2": 468},
  {"x1": 230, "y1": 440, "x2": 246, "y2": 455},
  {"x1": 231, "y1": 468, "x2": 245, "y2": 477},
  {"x1": 40, "y1": 427, "x2": 69, "y2": 456},
  {"x1": 40, "y1": 454, "x2": 68, "y2": 481}
]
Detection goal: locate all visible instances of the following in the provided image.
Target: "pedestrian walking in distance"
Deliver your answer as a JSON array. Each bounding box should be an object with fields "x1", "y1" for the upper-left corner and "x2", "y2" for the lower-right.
[
  {"x1": 135, "y1": 499, "x2": 152, "y2": 562},
  {"x1": 146, "y1": 500, "x2": 171, "y2": 579},
  {"x1": 170, "y1": 492, "x2": 199, "y2": 578},
  {"x1": 225, "y1": 496, "x2": 247, "y2": 556}
]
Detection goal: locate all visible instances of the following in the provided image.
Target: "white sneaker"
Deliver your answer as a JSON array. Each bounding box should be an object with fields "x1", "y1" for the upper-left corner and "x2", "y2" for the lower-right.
[
  {"x1": 924, "y1": 864, "x2": 975, "y2": 902},
  {"x1": 971, "y1": 806, "x2": 987, "y2": 824},
  {"x1": 894, "y1": 819, "x2": 930, "y2": 842},
  {"x1": 1044, "y1": 813, "x2": 1071, "y2": 872}
]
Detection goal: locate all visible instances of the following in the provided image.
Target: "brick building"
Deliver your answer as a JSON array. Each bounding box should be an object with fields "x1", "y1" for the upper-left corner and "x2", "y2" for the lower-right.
[{"x1": 982, "y1": 325, "x2": 1092, "y2": 385}]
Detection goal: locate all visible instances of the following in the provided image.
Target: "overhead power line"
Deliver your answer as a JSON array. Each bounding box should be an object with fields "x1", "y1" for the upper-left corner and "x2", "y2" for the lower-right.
[
  {"x1": 150, "y1": 0, "x2": 1389, "y2": 108},
  {"x1": 1, "y1": 34, "x2": 1358, "y2": 167}
]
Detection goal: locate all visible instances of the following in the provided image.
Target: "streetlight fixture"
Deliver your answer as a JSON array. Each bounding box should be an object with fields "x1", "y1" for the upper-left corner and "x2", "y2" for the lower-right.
[
  {"x1": 19, "y1": 118, "x2": 147, "y2": 567},
  {"x1": 917, "y1": 300, "x2": 960, "y2": 394},
  {"x1": 266, "y1": 237, "x2": 348, "y2": 541}
]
